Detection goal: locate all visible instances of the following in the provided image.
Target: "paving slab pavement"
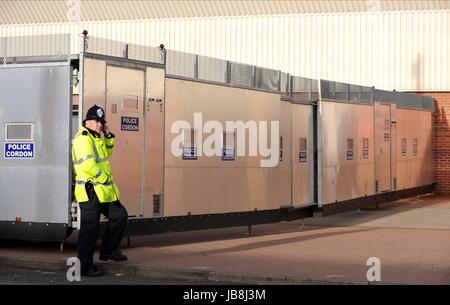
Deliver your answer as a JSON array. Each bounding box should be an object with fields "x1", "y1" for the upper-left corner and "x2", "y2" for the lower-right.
[
  {"x1": 1, "y1": 194, "x2": 449, "y2": 285},
  {"x1": 302, "y1": 193, "x2": 450, "y2": 230}
]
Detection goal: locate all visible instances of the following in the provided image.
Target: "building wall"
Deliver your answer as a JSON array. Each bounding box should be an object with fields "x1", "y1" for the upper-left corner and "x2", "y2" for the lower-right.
[
  {"x1": 1, "y1": 10, "x2": 449, "y2": 91},
  {"x1": 2, "y1": 1, "x2": 449, "y2": 24},
  {"x1": 418, "y1": 92, "x2": 450, "y2": 193}
]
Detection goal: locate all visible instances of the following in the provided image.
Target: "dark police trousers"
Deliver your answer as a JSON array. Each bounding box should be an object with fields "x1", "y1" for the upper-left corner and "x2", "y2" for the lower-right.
[{"x1": 77, "y1": 183, "x2": 128, "y2": 272}]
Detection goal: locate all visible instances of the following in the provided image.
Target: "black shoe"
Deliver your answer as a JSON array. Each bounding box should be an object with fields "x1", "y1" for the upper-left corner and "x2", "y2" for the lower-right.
[
  {"x1": 81, "y1": 265, "x2": 103, "y2": 277},
  {"x1": 99, "y1": 250, "x2": 128, "y2": 262}
]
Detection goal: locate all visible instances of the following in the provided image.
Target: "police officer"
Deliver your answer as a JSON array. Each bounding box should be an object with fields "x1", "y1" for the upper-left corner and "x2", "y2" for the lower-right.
[{"x1": 72, "y1": 105, "x2": 128, "y2": 277}]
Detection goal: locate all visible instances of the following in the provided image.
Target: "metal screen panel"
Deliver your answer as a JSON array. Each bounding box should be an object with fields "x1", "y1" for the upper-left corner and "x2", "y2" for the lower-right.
[
  {"x1": 397, "y1": 93, "x2": 411, "y2": 109},
  {"x1": 374, "y1": 89, "x2": 433, "y2": 111},
  {"x1": 423, "y1": 96, "x2": 435, "y2": 112},
  {"x1": 128, "y1": 43, "x2": 162, "y2": 64},
  {"x1": 335, "y1": 82, "x2": 349, "y2": 101},
  {"x1": 349, "y1": 84, "x2": 361, "y2": 102},
  {"x1": 360, "y1": 86, "x2": 373, "y2": 104},
  {"x1": 1, "y1": 34, "x2": 70, "y2": 60},
  {"x1": 198, "y1": 55, "x2": 227, "y2": 83},
  {"x1": 292, "y1": 76, "x2": 310, "y2": 102},
  {"x1": 81, "y1": 36, "x2": 164, "y2": 64},
  {"x1": 255, "y1": 67, "x2": 279, "y2": 91},
  {"x1": 0, "y1": 63, "x2": 72, "y2": 224},
  {"x1": 320, "y1": 80, "x2": 335, "y2": 100},
  {"x1": 230, "y1": 62, "x2": 254, "y2": 87},
  {"x1": 166, "y1": 50, "x2": 196, "y2": 78},
  {"x1": 86, "y1": 36, "x2": 124, "y2": 58}
]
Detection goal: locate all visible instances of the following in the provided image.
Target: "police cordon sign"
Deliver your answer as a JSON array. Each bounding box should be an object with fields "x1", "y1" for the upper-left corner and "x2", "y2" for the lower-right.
[
  {"x1": 4, "y1": 143, "x2": 34, "y2": 159},
  {"x1": 121, "y1": 116, "x2": 139, "y2": 132}
]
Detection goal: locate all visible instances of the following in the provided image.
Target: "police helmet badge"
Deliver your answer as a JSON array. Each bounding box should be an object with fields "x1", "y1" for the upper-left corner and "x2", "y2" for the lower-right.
[{"x1": 97, "y1": 108, "x2": 104, "y2": 118}]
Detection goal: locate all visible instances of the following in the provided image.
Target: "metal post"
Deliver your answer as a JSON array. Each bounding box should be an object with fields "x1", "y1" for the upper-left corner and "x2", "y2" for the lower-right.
[
  {"x1": 78, "y1": 31, "x2": 88, "y2": 128},
  {"x1": 194, "y1": 54, "x2": 199, "y2": 79},
  {"x1": 159, "y1": 44, "x2": 166, "y2": 65},
  {"x1": 1, "y1": 37, "x2": 6, "y2": 65},
  {"x1": 246, "y1": 225, "x2": 252, "y2": 235},
  {"x1": 317, "y1": 79, "x2": 323, "y2": 207},
  {"x1": 289, "y1": 74, "x2": 293, "y2": 98},
  {"x1": 371, "y1": 86, "x2": 375, "y2": 104},
  {"x1": 308, "y1": 78, "x2": 312, "y2": 101},
  {"x1": 252, "y1": 66, "x2": 256, "y2": 88},
  {"x1": 346, "y1": 84, "x2": 350, "y2": 101},
  {"x1": 277, "y1": 71, "x2": 281, "y2": 92},
  {"x1": 313, "y1": 101, "x2": 319, "y2": 204},
  {"x1": 123, "y1": 44, "x2": 129, "y2": 59}
]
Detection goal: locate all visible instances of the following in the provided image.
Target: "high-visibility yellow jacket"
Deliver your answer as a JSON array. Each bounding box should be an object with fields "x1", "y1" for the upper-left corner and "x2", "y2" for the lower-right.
[{"x1": 72, "y1": 125, "x2": 120, "y2": 203}]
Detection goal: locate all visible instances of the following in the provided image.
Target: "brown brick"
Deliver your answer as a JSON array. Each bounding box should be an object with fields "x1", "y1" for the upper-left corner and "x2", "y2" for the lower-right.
[{"x1": 417, "y1": 92, "x2": 450, "y2": 192}]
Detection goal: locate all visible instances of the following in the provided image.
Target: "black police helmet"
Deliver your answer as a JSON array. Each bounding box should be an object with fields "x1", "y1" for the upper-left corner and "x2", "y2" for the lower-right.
[{"x1": 85, "y1": 105, "x2": 106, "y2": 124}]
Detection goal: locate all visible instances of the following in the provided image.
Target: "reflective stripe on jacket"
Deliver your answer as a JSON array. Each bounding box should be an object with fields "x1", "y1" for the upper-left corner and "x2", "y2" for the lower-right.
[{"x1": 72, "y1": 125, "x2": 120, "y2": 203}]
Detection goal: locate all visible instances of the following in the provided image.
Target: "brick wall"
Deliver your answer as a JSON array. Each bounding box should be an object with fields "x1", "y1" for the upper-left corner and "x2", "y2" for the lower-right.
[{"x1": 418, "y1": 92, "x2": 450, "y2": 193}]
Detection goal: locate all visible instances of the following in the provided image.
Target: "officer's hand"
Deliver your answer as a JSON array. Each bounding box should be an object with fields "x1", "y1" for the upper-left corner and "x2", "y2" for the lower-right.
[{"x1": 102, "y1": 123, "x2": 110, "y2": 136}]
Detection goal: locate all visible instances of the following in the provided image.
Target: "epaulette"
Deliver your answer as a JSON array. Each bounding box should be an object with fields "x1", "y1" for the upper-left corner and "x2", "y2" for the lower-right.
[{"x1": 82, "y1": 131, "x2": 88, "y2": 136}]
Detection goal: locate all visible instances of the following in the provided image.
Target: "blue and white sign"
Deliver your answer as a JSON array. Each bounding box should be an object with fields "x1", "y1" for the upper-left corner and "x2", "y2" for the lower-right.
[
  {"x1": 121, "y1": 116, "x2": 139, "y2": 132},
  {"x1": 347, "y1": 150, "x2": 354, "y2": 160},
  {"x1": 221, "y1": 147, "x2": 235, "y2": 161},
  {"x1": 4, "y1": 142, "x2": 34, "y2": 159},
  {"x1": 299, "y1": 151, "x2": 307, "y2": 163},
  {"x1": 182, "y1": 146, "x2": 197, "y2": 160}
]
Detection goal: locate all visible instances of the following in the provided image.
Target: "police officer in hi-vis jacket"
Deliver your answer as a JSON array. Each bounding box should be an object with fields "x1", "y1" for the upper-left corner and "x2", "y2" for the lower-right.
[{"x1": 72, "y1": 105, "x2": 128, "y2": 277}]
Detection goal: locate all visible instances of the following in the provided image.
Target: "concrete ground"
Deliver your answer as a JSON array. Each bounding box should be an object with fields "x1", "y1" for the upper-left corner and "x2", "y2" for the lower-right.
[
  {"x1": 0, "y1": 264, "x2": 232, "y2": 285},
  {"x1": 1, "y1": 193, "x2": 450, "y2": 285}
]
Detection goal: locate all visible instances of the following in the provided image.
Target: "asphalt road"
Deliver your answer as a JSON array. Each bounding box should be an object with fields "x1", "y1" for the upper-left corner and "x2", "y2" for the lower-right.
[{"x1": 0, "y1": 264, "x2": 230, "y2": 285}]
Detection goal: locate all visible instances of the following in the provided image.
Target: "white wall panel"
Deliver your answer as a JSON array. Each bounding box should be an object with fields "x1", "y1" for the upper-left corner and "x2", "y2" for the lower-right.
[
  {"x1": 1, "y1": 1, "x2": 449, "y2": 24},
  {"x1": 1, "y1": 10, "x2": 449, "y2": 91}
]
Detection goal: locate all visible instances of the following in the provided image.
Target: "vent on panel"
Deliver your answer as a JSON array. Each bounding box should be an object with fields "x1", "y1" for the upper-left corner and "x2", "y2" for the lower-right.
[
  {"x1": 122, "y1": 95, "x2": 139, "y2": 110},
  {"x1": 5, "y1": 123, "x2": 33, "y2": 141},
  {"x1": 153, "y1": 194, "x2": 161, "y2": 215}
]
